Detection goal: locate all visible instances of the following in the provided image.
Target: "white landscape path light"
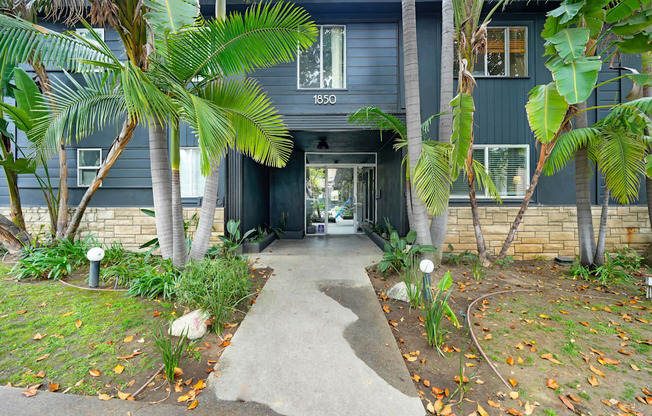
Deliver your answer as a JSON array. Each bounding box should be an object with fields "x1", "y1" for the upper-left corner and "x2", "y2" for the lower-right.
[
  {"x1": 420, "y1": 259, "x2": 435, "y2": 303},
  {"x1": 646, "y1": 275, "x2": 652, "y2": 299},
  {"x1": 86, "y1": 247, "x2": 105, "y2": 288}
]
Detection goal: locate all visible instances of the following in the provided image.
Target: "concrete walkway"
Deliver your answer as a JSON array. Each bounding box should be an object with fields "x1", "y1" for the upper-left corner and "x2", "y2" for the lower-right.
[{"x1": 208, "y1": 235, "x2": 426, "y2": 416}]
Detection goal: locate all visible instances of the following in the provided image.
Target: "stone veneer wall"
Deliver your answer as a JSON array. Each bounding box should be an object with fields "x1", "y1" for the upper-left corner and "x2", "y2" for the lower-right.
[
  {"x1": 445, "y1": 206, "x2": 651, "y2": 260},
  {"x1": 2, "y1": 206, "x2": 650, "y2": 259},
  {"x1": 0, "y1": 207, "x2": 225, "y2": 250}
]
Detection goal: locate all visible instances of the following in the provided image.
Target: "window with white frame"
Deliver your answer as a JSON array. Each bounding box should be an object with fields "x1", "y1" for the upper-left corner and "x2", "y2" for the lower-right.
[
  {"x1": 77, "y1": 149, "x2": 102, "y2": 187},
  {"x1": 298, "y1": 25, "x2": 346, "y2": 89},
  {"x1": 454, "y1": 27, "x2": 527, "y2": 77},
  {"x1": 450, "y1": 145, "x2": 529, "y2": 198},
  {"x1": 75, "y1": 28, "x2": 105, "y2": 44},
  {"x1": 180, "y1": 148, "x2": 206, "y2": 198}
]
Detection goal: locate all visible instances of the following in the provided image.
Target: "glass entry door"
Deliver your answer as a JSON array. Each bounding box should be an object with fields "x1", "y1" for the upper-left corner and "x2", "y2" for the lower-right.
[
  {"x1": 305, "y1": 164, "x2": 376, "y2": 236},
  {"x1": 326, "y1": 167, "x2": 355, "y2": 235}
]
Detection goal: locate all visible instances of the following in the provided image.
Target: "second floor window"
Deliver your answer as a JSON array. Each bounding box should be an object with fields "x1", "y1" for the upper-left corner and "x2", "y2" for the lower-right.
[
  {"x1": 77, "y1": 149, "x2": 102, "y2": 187},
  {"x1": 298, "y1": 25, "x2": 346, "y2": 89},
  {"x1": 455, "y1": 27, "x2": 527, "y2": 77}
]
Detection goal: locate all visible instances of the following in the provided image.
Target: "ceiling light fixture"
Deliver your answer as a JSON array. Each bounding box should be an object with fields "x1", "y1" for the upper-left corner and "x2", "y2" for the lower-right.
[{"x1": 317, "y1": 137, "x2": 329, "y2": 150}]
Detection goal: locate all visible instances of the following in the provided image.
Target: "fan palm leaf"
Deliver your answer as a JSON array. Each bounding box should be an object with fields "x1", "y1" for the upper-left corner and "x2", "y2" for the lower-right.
[
  {"x1": 599, "y1": 129, "x2": 649, "y2": 205},
  {"x1": 543, "y1": 127, "x2": 600, "y2": 176},
  {"x1": 412, "y1": 140, "x2": 453, "y2": 215}
]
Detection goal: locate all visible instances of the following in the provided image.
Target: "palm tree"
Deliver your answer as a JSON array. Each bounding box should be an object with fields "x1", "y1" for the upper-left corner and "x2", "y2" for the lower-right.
[
  {"x1": 401, "y1": 0, "x2": 432, "y2": 247},
  {"x1": 429, "y1": 0, "x2": 454, "y2": 265},
  {"x1": 2, "y1": 1, "x2": 316, "y2": 267},
  {"x1": 450, "y1": 0, "x2": 508, "y2": 265}
]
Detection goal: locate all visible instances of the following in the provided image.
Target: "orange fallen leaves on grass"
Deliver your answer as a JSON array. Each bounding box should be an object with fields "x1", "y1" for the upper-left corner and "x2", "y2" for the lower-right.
[
  {"x1": 508, "y1": 378, "x2": 517, "y2": 387},
  {"x1": 587, "y1": 376, "x2": 599, "y2": 387},
  {"x1": 590, "y1": 365, "x2": 605, "y2": 377},
  {"x1": 48, "y1": 383, "x2": 59, "y2": 392},
  {"x1": 559, "y1": 395, "x2": 575, "y2": 412},
  {"x1": 22, "y1": 390, "x2": 37, "y2": 397},
  {"x1": 187, "y1": 400, "x2": 198, "y2": 410},
  {"x1": 89, "y1": 369, "x2": 100, "y2": 377},
  {"x1": 507, "y1": 357, "x2": 514, "y2": 366},
  {"x1": 113, "y1": 365, "x2": 125, "y2": 374},
  {"x1": 546, "y1": 379, "x2": 559, "y2": 389}
]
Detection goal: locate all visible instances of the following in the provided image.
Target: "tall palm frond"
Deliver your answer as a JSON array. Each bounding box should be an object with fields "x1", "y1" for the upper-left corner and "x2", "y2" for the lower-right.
[
  {"x1": 543, "y1": 127, "x2": 600, "y2": 176},
  {"x1": 199, "y1": 78, "x2": 293, "y2": 169},
  {"x1": 165, "y1": 1, "x2": 317, "y2": 84},
  {"x1": 348, "y1": 107, "x2": 407, "y2": 140},
  {"x1": 412, "y1": 140, "x2": 453, "y2": 215},
  {"x1": 29, "y1": 71, "x2": 127, "y2": 161},
  {"x1": 0, "y1": 14, "x2": 112, "y2": 71},
  {"x1": 471, "y1": 159, "x2": 502, "y2": 203},
  {"x1": 599, "y1": 129, "x2": 649, "y2": 205}
]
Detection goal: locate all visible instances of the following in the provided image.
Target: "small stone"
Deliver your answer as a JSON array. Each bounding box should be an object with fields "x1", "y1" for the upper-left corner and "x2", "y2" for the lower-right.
[
  {"x1": 386, "y1": 282, "x2": 415, "y2": 303},
  {"x1": 169, "y1": 310, "x2": 212, "y2": 340}
]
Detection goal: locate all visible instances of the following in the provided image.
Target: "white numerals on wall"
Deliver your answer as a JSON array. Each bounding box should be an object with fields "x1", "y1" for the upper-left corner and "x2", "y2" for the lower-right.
[{"x1": 313, "y1": 94, "x2": 337, "y2": 105}]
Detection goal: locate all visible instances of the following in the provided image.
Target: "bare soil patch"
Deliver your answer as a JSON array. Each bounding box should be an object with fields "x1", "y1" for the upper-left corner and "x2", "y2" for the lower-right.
[{"x1": 367, "y1": 260, "x2": 651, "y2": 416}]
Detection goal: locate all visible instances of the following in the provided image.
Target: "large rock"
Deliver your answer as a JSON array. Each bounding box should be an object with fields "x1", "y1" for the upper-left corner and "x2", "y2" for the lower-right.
[
  {"x1": 386, "y1": 282, "x2": 414, "y2": 303},
  {"x1": 169, "y1": 309, "x2": 211, "y2": 340}
]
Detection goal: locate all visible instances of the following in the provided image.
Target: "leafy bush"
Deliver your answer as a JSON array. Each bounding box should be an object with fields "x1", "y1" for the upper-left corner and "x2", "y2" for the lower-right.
[
  {"x1": 612, "y1": 247, "x2": 642, "y2": 272},
  {"x1": 11, "y1": 235, "x2": 97, "y2": 280},
  {"x1": 422, "y1": 271, "x2": 459, "y2": 355},
  {"x1": 126, "y1": 259, "x2": 179, "y2": 300},
  {"x1": 176, "y1": 257, "x2": 250, "y2": 334},
  {"x1": 594, "y1": 253, "x2": 632, "y2": 285},
  {"x1": 443, "y1": 244, "x2": 477, "y2": 265},
  {"x1": 219, "y1": 220, "x2": 254, "y2": 258},
  {"x1": 378, "y1": 229, "x2": 435, "y2": 276}
]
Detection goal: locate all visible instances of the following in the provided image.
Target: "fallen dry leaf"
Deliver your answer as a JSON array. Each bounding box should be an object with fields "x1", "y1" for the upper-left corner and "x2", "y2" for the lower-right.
[
  {"x1": 546, "y1": 379, "x2": 559, "y2": 389},
  {"x1": 117, "y1": 391, "x2": 131, "y2": 400},
  {"x1": 508, "y1": 378, "x2": 517, "y2": 387},
  {"x1": 98, "y1": 393, "x2": 112, "y2": 401},
  {"x1": 587, "y1": 376, "x2": 599, "y2": 387},
  {"x1": 507, "y1": 357, "x2": 514, "y2": 366},
  {"x1": 123, "y1": 335, "x2": 133, "y2": 343},
  {"x1": 22, "y1": 390, "x2": 37, "y2": 397},
  {"x1": 487, "y1": 400, "x2": 501, "y2": 408},
  {"x1": 89, "y1": 369, "x2": 100, "y2": 377},
  {"x1": 509, "y1": 391, "x2": 519, "y2": 400},
  {"x1": 477, "y1": 404, "x2": 489, "y2": 416},
  {"x1": 382, "y1": 305, "x2": 390, "y2": 313},
  {"x1": 48, "y1": 383, "x2": 59, "y2": 392},
  {"x1": 507, "y1": 409, "x2": 523, "y2": 416},
  {"x1": 590, "y1": 365, "x2": 605, "y2": 377},
  {"x1": 75, "y1": 320, "x2": 82, "y2": 329},
  {"x1": 35, "y1": 371, "x2": 45, "y2": 378},
  {"x1": 35, "y1": 354, "x2": 50, "y2": 362},
  {"x1": 187, "y1": 400, "x2": 198, "y2": 410},
  {"x1": 113, "y1": 365, "x2": 125, "y2": 374},
  {"x1": 194, "y1": 380, "x2": 205, "y2": 390},
  {"x1": 32, "y1": 333, "x2": 46, "y2": 340},
  {"x1": 540, "y1": 353, "x2": 562, "y2": 364},
  {"x1": 559, "y1": 395, "x2": 575, "y2": 412}
]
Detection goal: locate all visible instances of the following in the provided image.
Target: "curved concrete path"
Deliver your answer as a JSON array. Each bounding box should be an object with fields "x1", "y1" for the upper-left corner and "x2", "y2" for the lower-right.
[{"x1": 208, "y1": 235, "x2": 426, "y2": 416}]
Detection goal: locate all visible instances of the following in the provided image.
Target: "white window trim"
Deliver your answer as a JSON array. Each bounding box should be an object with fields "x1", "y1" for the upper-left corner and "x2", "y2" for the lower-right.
[
  {"x1": 450, "y1": 144, "x2": 530, "y2": 200},
  {"x1": 180, "y1": 147, "x2": 203, "y2": 198},
  {"x1": 77, "y1": 148, "x2": 102, "y2": 188},
  {"x1": 75, "y1": 28, "x2": 105, "y2": 42},
  {"x1": 297, "y1": 25, "x2": 347, "y2": 90},
  {"x1": 463, "y1": 26, "x2": 528, "y2": 78}
]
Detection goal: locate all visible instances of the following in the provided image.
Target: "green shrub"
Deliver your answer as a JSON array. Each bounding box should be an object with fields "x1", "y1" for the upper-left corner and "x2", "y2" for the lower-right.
[
  {"x1": 378, "y1": 229, "x2": 434, "y2": 276},
  {"x1": 11, "y1": 235, "x2": 97, "y2": 280},
  {"x1": 153, "y1": 323, "x2": 192, "y2": 384},
  {"x1": 177, "y1": 257, "x2": 250, "y2": 334},
  {"x1": 126, "y1": 263, "x2": 179, "y2": 300},
  {"x1": 422, "y1": 271, "x2": 459, "y2": 355},
  {"x1": 443, "y1": 244, "x2": 477, "y2": 265},
  {"x1": 612, "y1": 247, "x2": 642, "y2": 272}
]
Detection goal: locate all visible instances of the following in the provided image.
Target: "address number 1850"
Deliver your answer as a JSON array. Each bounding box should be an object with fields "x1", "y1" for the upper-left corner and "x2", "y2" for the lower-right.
[{"x1": 313, "y1": 94, "x2": 337, "y2": 105}]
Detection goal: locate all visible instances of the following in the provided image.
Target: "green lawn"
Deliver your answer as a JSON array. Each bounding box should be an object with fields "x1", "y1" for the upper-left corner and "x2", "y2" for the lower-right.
[{"x1": 0, "y1": 264, "x2": 176, "y2": 395}]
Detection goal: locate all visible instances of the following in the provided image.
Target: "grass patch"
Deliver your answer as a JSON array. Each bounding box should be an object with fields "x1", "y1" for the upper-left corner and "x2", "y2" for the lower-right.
[{"x1": 0, "y1": 278, "x2": 175, "y2": 394}]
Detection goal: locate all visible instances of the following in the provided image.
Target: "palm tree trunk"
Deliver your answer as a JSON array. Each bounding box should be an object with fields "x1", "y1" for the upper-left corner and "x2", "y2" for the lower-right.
[
  {"x1": 429, "y1": 0, "x2": 454, "y2": 264},
  {"x1": 643, "y1": 52, "x2": 652, "y2": 229},
  {"x1": 593, "y1": 186, "x2": 609, "y2": 267},
  {"x1": 401, "y1": 0, "x2": 433, "y2": 246},
  {"x1": 498, "y1": 143, "x2": 552, "y2": 259},
  {"x1": 149, "y1": 121, "x2": 174, "y2": 259},
  {"x1": 32, "y1": 62, "x2": 68, "y2": 238},
  {"x1": 405, "y1": 180, "x2": 416, "y2": 230},
  {"x1": 170, "y1": 124, "x2": 186, "y2": 267},
  {"x1": 189, "y1": 164, "x2": 220, "y2": 260},
  {"x1": 575, "y1": 104, "x2": 595, "y2": 266},
  {"x1": 468, "y1": 168, "x2": 488, "y2": 264},
  {"x1": 0, "y1": 138, "x2": 25, "y2": 231},
  {"x1": 65, "y1": 120, "x2": 137, "y2": 238}
]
